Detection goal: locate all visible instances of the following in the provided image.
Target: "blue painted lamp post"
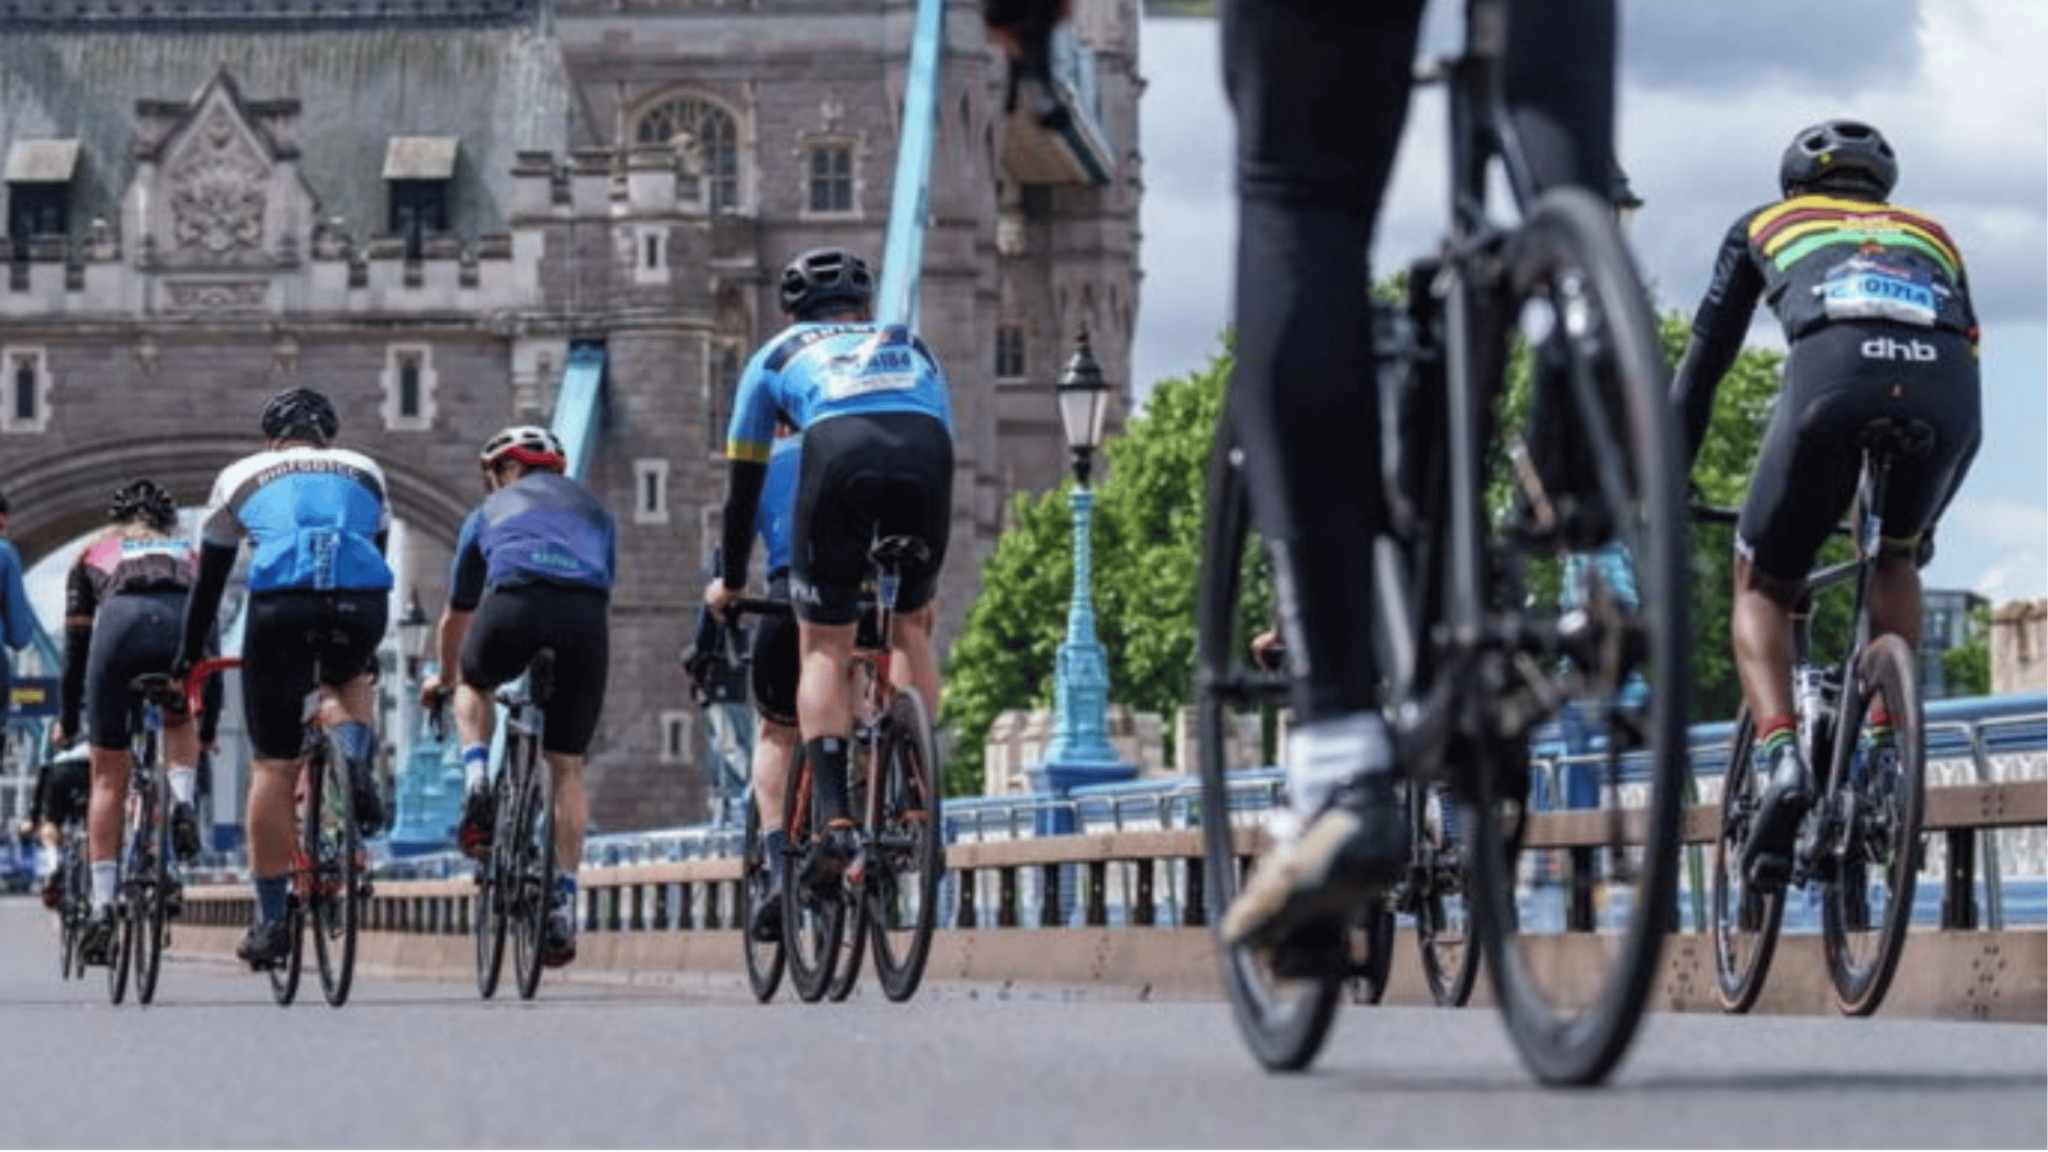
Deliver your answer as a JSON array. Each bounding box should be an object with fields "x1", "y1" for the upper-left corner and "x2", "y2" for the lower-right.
[
  {"x1": 1031, "y1": 329, "x2": 1136, "y2": 829},
  {"x1": 389, "y1": 588, "x2": 459, "y2": 855}
]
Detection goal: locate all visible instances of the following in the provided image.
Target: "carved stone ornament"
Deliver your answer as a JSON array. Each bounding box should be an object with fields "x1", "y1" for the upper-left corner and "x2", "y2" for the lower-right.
[{"x1": 166, "y1": 104, "x2": 271, "y2": 257}]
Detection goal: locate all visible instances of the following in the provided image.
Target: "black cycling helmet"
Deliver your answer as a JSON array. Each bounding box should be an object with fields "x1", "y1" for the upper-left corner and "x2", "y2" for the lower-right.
[
  {"x1": 479, "y1": 424, "x2": 568, "y2": 473},
  {"x1": 1780, "y1": 119, "x2": 1897, "y2": 200},
  {"x1": 778, "y1": 247, "x2": 875, "y2": 320},
  {"x1": 108, "y1": 478, "x2": 178, "y2": 532},
  {"x1": 260, "y1": 386, "x2": 339, "y2": 444}
]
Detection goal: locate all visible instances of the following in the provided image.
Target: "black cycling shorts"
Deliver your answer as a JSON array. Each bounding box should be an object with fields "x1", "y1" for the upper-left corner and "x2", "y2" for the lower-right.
[
  {"x1": 459, "y1": 583, "x2": 609, "y2": 757},
  {"x1": 242, "y1": 588, "x2": 388, "y2": 761},
  {"x1": 749, "y1": 573, "x2": 799, "y2": 729},
  {"x1": 83, "y1": 591, "x2": 188, "y2": 751},
  {"x1": 34, "y1": 756, "x2": 89, "y2": 828},
  {"x1": 790, "y1": 411, "x2": 953, "y2": 626},
  {"x1": 1739, "y1": 321, "x2": 1981, "y2": 583}
]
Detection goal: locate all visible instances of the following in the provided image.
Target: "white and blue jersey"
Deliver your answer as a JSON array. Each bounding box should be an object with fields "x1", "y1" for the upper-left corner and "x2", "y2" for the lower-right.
[
  {"x1": 724, "y1": 321, "x2": 953, "y2": 466},
  {"x1": 197, "y1": 446, "x2": 393, "y2": 593},
  {"x1": 448, "y1": 471, "x2": 615, "y2": 609}
]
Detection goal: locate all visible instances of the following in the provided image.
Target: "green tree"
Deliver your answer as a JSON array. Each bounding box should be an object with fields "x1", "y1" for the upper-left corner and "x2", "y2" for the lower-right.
[
  {"x1": 941, "y1": 347, "x2": 1232, "y2": 792},
  {"x1": 1941, "y1": 603, "x2": 1992, "y2": 697}
]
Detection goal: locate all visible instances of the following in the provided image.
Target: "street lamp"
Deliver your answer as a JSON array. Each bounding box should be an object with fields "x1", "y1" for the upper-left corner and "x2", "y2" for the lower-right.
[
  {"x1": 1032, "y1": 328, "x2": 1135, "y2": 825},
  {"x1": 390, "y1": 587, "x2": 456, "y2": 855}
]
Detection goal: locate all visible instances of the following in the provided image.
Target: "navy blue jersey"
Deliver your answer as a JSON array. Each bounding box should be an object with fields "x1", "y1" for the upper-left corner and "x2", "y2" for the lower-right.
[{"x1": 448, "y1": 471, "x2": 615, "y2": 608}]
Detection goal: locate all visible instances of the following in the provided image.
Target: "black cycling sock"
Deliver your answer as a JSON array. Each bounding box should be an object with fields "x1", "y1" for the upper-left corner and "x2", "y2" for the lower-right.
[{"x1": 805, "y1": 736, "x2": 852, "y2": 825}]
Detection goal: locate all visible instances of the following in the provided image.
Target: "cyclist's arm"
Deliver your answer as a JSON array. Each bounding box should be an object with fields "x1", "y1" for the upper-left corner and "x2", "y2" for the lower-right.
[
  {"x1": 719, "y1": 459, "x2": 768, "y2": 592},
  {"x1": 56, "y1": 558, "x2": 94, "y2": 738},
  {"x1": 177, "y1": 541, "x2": 237, "y2": 672},
  {"x1": 1670, "y1": 214, "x2": 1767, "y2": 468},
  {"x1": 0, "y1": 542, "x2": 30, "y2": 651}
]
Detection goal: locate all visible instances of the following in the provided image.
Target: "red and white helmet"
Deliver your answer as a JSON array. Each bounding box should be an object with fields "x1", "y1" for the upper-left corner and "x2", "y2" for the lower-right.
[{"x1": 480, "y1": 425, "x2": 567, "y2": 473}]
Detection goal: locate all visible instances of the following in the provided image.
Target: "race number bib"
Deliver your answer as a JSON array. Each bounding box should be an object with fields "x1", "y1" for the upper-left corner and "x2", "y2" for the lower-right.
[
  {"x1": 1817, "y1": 255, "x2": 1939, "y2": 327},
  {"x1": 821, "y1": 328, "x2": 920, "y2": 401}
]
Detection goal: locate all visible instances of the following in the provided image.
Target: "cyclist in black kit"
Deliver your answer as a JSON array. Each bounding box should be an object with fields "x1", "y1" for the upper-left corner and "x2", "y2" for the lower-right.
[
  {"x1": 421, "y1": 425, "x2": 616, "y2": 968},
  {"x1": 1670, "y1": 120, "x2": 1980, "y2": 884},
  {"x1": 989, "y1": 0, "x2": 1623, "y2": 956}
]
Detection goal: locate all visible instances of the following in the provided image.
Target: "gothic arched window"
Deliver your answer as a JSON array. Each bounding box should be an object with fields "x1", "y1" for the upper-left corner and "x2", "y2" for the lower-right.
[{"x1": 636, "y1": 95, "x2": 741, "y2": 214}]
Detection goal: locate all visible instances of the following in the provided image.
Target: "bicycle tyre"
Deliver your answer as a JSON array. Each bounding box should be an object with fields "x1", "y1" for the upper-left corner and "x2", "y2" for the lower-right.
[
  {"x1": 1412, "y1": 782, "x2": 1481, "y2": 1008},
  {"x1": 1822, "y1": 633, "x2": 1925, "y2": 1016},
  {"x1": 107, "y1": 794, "x2": 138, "y2": 1005},
  {"x1": 1347, "y1": 906, "x2": 1397, "y2": 1006},
  {"x1": 1464, "y1": 186, "x2": 1688, "y2": 1086},
  {"x1": 1710, "y1": 708, "x2": 1786, "y2": 1013},
  {"x1": 134, "y1": 774, "x2": 171, "y2": 1006},
  {"x1": 740, "y1": 789, "x2": 786, "y2": 1002},
  {"x1": 782, "y1": 746, "x2": 846, "y2": 1003},
  {"x1": 475, "y1": 771, "x2": 512, "y2": 1000},
  {"x1": 867, "y1": 686, "x2": 945, "y2": 1003},
  {"x1": 827, "y1": 738, "x2": 871, "y2": 1002},
  {"x1": 266, "y1": 897, "x2": 305, "y2": 1006},
  {"x1": 309, "y1": 731, "x2": 361, "y2": 1008},
  {"x1": 1194, "y1": 424, "x2": 1343, "y2": 1073},
  {"x1": 510, "y1": 730, "x2": 556, "y2": 1002},
  {"x1": 59, "y1": 842, "x2": 88, "y2": 980}
]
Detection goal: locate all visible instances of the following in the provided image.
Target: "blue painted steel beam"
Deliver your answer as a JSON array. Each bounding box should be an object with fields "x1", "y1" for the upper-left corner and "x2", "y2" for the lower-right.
[
  {"x1": 551, "y1": 344, "x2": 606, "y2": 481},
  {"x1": 875, "y1": 0, "x2": 946, "y2": 329}
]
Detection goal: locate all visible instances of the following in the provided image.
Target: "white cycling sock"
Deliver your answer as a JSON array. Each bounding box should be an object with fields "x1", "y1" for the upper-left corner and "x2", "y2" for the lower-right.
[
  {"x1": 90, "y1": 861, "x2": 117, "y2": 911},
  {"x1": 462, "y1": 744, "x2": 489, "y2": 793},
  {"x1": 168, "y1": 765, "x2": 198, "y2": 805},
  {"x1": 34, "y1": 844, "x2": 57, "y2": 881},
  {"x1": 1284, "y1": 711, "x2": 1393, "y2": 819}
]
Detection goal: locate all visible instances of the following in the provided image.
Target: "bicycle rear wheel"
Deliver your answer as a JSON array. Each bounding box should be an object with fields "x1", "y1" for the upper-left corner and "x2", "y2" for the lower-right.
[
  {"x1": 59, "y1": 843, "x2": 88, "y2": 980},
  {"x1": 308, "y1": 733, "x2": 362, "y2": 1008},
  {"x1": 782, "y1": 750, "x2": 846, "y2": 1003},
  {"x1": 740, "y1": 789, "x2": 786, "y2": 1003},
  {"x1": 1194, "y1": 424, "x2": 1343, "y2": 1072},
  {"x1": 475, "y1": 772, "x2": 511, "y2": 1000},
  {"x1": 1412, "y1": 782, "x2": 1481, "y2": 1007},
  {"x1": 1465, "y1": 187, "x2": 1689, "y2": 1085},
  {"x1": 827, "y1": 741, "x2": 871, "y2": 1002},
  {"x1": 133, "y1": 775, "x2": 172, "y2": 1005},
  {"x1": 867, "y1": 687, "x2": 945, "y2": 1003},
  {"x1": 1710, "y1": 708, "x2": 1785, "y2": 1013},
  {"x1": 509, "y1": 732, "x2": 557, "y2": 1002},
  {"x1": 1823, "y1": 634, "x2": 1925, "y2": 1016}
]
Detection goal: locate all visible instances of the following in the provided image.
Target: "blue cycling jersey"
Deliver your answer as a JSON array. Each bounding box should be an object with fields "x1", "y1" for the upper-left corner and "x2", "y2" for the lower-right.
[
  {"x1": 197, "y1": 446, "x2": 393, "y2": 593},
  {"x1": 448, "y1": 470, "x2": 616, "y2": 608},
  {"x1": 724, "y1": 321, "x2": 954, "y2": 465},
  {"x1": 755, "y1": 435, "x2": 801, "y2": 576}
]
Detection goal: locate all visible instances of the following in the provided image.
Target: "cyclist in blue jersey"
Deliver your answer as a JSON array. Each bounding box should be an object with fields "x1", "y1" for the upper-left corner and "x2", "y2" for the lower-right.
[
  {"x1": 54, "y1": 480, "x2": 205, "y2": 963},
  {"x1": 176, "y1": 387, "x2": 395, "y2": 970},
  {"x1": 420, "y1": 425, "x2": 615, "y2": 968},
  {"x1": 0, "y1": 488, "x2": 32, "y2": 738},
  {"x1": 704, "y1": 247, "x2": 954, "y2": 878},
  {"x1": 1670, "y1": 121, "x2": 1981, "y2": 885}
]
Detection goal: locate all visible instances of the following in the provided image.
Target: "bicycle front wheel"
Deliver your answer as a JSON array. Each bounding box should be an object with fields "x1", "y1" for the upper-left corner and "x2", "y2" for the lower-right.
[
  {"x1": 740, "y1": 789, "x2": 786, "y2": 1003},
  {"x1": 867, "y1": 687, "x2": 945, "y2": 1002},
  {"x1": 1195, "y1": 424, "x2": 1343, "y2": 1073},
  {"x1": 1412, "y1": 782, "x2": 1481, "y2": 1008},
  {"x1": 1710, "y1": 708, "x2": 1786, "y2": 1013},
  {"x1": 307, "y1": 733, "x2": 363, "y2": 1008},
  {"x1": 475, "y1": 771, "x2": 511, "y2": 1000},
  {"x1": 1823, "y1": 634, "x2": 1925, "y2": 1016},
  {"x1": 1467, "y1": 186, "x2": 1689, "y2": 1086},
  {"x1": 782, "y1": 748, "x2": 846, "y2": 1004}
]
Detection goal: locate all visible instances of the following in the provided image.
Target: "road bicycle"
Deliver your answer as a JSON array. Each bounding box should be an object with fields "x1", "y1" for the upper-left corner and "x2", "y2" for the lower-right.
[
  {"x1": 467, "y1": 650, "x2": 563, "y2": 1002},
  {"x1": 105, "y1": 671, "x2": 191, "y2": 1006},
  {"x1": 731, "y1": 534, "x2": 947, "y2": 1004},
  {"x1": 1193, "y1": 0, "x2": 1688, "y2": 1086},
  {"x1": 1707, "y1": 417, "x2": 1933, "y2": 1017}
]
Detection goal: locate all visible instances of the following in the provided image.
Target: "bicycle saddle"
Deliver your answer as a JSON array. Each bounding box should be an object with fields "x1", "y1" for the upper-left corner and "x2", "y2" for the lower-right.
[
  {"x1": 1855, "y1": 416, "x2": 1936, "y2": 463},
  {"x1": 869, "y1": 535, "x2": 931, "y2": 571}
]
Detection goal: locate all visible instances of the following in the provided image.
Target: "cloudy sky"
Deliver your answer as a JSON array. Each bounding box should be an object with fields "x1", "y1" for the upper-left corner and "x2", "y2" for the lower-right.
[{"x1": 1132, "y1": 0, "x2": 2047, "y2": 605}]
